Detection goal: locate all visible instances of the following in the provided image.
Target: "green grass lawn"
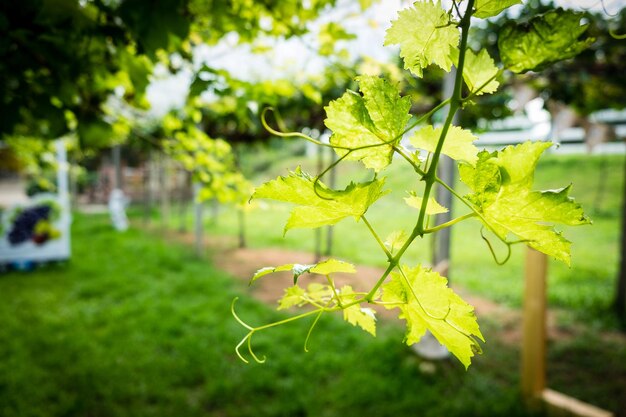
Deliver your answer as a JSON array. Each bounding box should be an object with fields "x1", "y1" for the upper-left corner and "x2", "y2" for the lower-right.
[
  {"x1": 0, "y1": 214, "x2": 527, "y2": 417},
  {"x1": 161, "y1": 151, "x2": 624, "y2": 328},
  {"x1": 2, "y1": 214, "x2": 624, "y2": 416}
]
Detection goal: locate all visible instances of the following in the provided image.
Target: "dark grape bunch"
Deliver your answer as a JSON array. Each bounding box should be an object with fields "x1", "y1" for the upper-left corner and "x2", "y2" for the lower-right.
[{"x1": 7, "y1": 205, "x2": 52, "y2": 245}]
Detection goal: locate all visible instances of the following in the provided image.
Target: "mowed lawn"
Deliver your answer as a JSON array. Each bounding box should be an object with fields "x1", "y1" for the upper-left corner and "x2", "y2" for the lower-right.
[
  {"x1": 2, "y1": 210, "x2": 626, "y2": 415},
  {"x1": 0, "y1": 214, "x2": 553, "y2": 417}
]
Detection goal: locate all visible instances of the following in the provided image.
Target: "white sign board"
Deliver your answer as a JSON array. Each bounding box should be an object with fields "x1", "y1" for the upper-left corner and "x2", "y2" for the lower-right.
[{"x1": 0, "y1": 140, "x2": 71, "y2": 264}]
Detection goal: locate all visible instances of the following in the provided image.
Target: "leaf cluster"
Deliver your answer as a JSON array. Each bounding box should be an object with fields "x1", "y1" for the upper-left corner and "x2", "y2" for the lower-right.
[{"x1": 236, "y1": 0, "x2": 594, "y2": 368}]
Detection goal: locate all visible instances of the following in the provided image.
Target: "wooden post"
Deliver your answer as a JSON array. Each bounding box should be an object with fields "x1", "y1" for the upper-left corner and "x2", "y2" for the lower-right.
[
  {"x1": 160, "y1": 153, "x2": 171, "y2": 231},
  {"x1": 238, "y1": 207, "x2": 246, "y2": 249},
  {"x1": 193, "y1": 183, "x2": 203, "y2": 257},
  {"x1": 143, "y1": 150, "x2": 156, "y2": 226},
  {"x1": 522, "y1": 249, "x2": 615, "y2": 417},
  {"x1": 522, "y1": 247, "x2": 548, "y2": 405}
]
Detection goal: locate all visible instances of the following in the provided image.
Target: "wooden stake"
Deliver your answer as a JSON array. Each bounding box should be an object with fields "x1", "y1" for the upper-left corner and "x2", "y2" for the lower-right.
[
  {"x1": 542, "y1": 389, "x2": 614, "y2": 417},
  {"x1": 522, "y1": 248, "x2": 548, "y2": 405},
  {"x1": 193, "y1": 183, "x2": 203, "y2": 257}
]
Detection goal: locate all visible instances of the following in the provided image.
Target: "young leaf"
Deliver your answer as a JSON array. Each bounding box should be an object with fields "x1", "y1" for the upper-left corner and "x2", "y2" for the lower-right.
[
  {"x1": 405, "y1": 193, "x2": 448, "y2": 214},
  {"x1": 459, "y1": 141, "x2": 591, "y2": 265},
  {"x1": 324, "y1": 75, "x2": 411, "y2": 172},
  {"x1": 306, "y1": 283, "x2": 335, "y2": 304},
  {"x1": 278, "y1": 285, "x2": 307, "y2": 310},
  {"x1": 384, "y1": 230, "x2": 409, "y2": 254},
  {"x1": 385, "y1": 0, "x2": 460, "y2": 77},
  {"x1": 339, "y1": 285, "x2": 376, "y2": 336},
  {"x1": 253, "y1": 167, "x2": 388, "y2": 233},
  {"x1": 251, "y1": 259, "x2": 355, "y2": 284},
  {"x1": 251, "y1": 264, "x2": 295, "y2": 283},
  {"x1": 410, "y1": 125, "x2": 479, "y2": 165},
  {"x1": 277, "y1": 283, "x2": 337, "y2": 310},
  {"x1": 382, "y1": 265, "x2": 484, "y2": 368},
  {"x1": 462, "y1": 49, "x2": 500, "y2": 96},
  {"x1": 310, "y1": 259, "x2": 356, "y2": 276},
  {"x1": 474, "y1": 0, "x2": 521, "y2": 18},
  {"x1": 498, "y1": 8, "x2": 594, "y2": 73}
]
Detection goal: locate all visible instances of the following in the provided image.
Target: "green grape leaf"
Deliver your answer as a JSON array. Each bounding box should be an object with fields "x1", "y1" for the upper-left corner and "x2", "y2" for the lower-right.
[
  {"x1": 251, "y1": 264, "x2": 295, "y2": 283},
  {"x1": 310, "y1": 259, "x2": 356, "y2": 276},
  {"x1": 306, "y1": 283, "x2": 335, "y2": 304},
  {"x1": 382, "y1": 265, "x2": 484, "y2": 368},
  {"x1": 278, "y1": 285, "x2": 307, "y2": 310},
  {"x1": 384, "y1": 230, "x2": 409, "y2": 254},
  {"x1": 384, "y1": 1, "x2": 459, "y2": 77},
  {"x1": 405, "y1": 193, "x2": 449, "y2": 214},
  {"x1": 410, "y1": 125, "x2": 479, "y2": 165},
  {"x1": 324, "y1": 75, "x2": 411, "y2": 172},
  {"x1": 253, "y1": 167, "x2": 388, "y2": 233},
  {"x1": 458, "y1": 151, "x2": 501, "y2": 208},
  {"x1": 277, "y1": 283, "x2": 336, "y2": 310},
  {"x1": 474, "y1": 0, "x2": 521, "y2": 18},
  {"x1": 339, "y1": 285, "x2": 376, "y2": 336},
  {"x1": 498, "y1": 8, "x2": 594, "y2": 73},
  {"x1": 251, "y1": 258, "x2": 355, "y2": 285},
  {"x1": 459, "y1": 141, "x2": 591, "y2": 265},
  {"x1": 462, "y1": 49, "x2": 500, "y2": 96}
]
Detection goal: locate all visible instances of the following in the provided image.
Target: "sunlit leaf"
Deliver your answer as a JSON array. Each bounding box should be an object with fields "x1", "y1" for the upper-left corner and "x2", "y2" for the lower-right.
[
  {"x1": 339, "y1": 286, "x2": 376, "y2": 336},
  {"x1": 405, "y1": 193, "x2": 448, "y2": 214},
  {"x1": 325, "y1": 75, "x2": 411, "y2": 171},
  {"x1": 498, "y1": 8, "x2": 594, "y2": 73},
  {"x1": 253, "y1": 167, "x2": 388, "y2": 233},
  {"x1": 382, "y1": 265, "x2": 483, "y2": 368},
  {"x1": 251, "y1": 258, "x2": 356, "y2": 285},
  {"x1": 384, "y1": 0, "x2": 459, "y2": 77},
  {"x1": 459, "y1": 141, "x2": 591, "y2": 265},
  {"x1": 410, "y1": 125, "x2": 479, "y2": 165},
  {"x1": 384, "y1": 230, "x2": 409, "y2": 254},
  {"x1": 462, "y1": 49, "x2": 499, "y2": 96},
  {"x1": 278, "y1": 285, "x2": 306, "y2": 310},
  {"x1": 474, "y1": 0, "x2": 521, "y2": 18},
  {"x1": 306, "y1": 283, "x2": 335, "y2": 304}
]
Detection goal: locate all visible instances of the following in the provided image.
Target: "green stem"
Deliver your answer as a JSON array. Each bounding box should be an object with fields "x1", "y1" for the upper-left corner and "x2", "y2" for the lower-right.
[
  {"x1": 326, "y1": 274, "x2": 343, "y2": 308},
  {"x1": 362, "y1": 215, "x2": 393, "y2": 260},
  {"x1": 365, "y1": 262, "x2": 397, "y2": 302},
  {"x1": 364, "y1": 0, "x2": 478, "y2": 302},
  {"x1": 393, "y1": 145, "x2": 425, "y2": 176},
  {"x1": 251, "y1": 308, "x2": 323, "y2": 332},
  {"x1": 435, "y1": 177, "x2": 510, "y2": 246},
  {"x1": 415, "y1": 0, "x2": 475, "y2": 236},
  {"x1": 423, "y1": 212, "x2": 476, "y2": 234},
  {"x1": 399, "y1": 98, "x2": 451, "y2": 139}
]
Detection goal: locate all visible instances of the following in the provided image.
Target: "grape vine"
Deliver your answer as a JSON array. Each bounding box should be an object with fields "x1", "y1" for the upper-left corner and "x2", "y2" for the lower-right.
[{"x1": 233, "y1": 0, "x2": 593, "y2": 368}]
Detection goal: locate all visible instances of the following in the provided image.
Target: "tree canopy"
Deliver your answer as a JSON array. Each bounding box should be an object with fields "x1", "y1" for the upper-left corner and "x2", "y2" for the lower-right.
[{"x1": 0, "y1": 0, "x2": 340, "y2": 146}]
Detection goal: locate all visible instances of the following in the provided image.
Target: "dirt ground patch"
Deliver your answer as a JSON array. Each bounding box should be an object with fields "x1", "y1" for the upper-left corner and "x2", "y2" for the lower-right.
[{"x1": 151, "y1": 226, "x2": 625, "y2": 346}]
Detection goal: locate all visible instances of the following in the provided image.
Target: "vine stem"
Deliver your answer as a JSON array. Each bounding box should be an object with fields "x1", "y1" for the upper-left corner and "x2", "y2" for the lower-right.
[
  {"x1": 434, "y1": 177, "x2": 510, "y2": 246},
  {"x1": 423, "y1": 212, "x2": 476, "y2": 234},
  {"x1": 415, "y1": 0, "x2": 475, "y2": 236},
  {"x1": 365, "y1": 0, "x2": 476, "y2": 302},
  {"x1": 362, "y1": 215, "x2": 392, "y2": 259}
]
